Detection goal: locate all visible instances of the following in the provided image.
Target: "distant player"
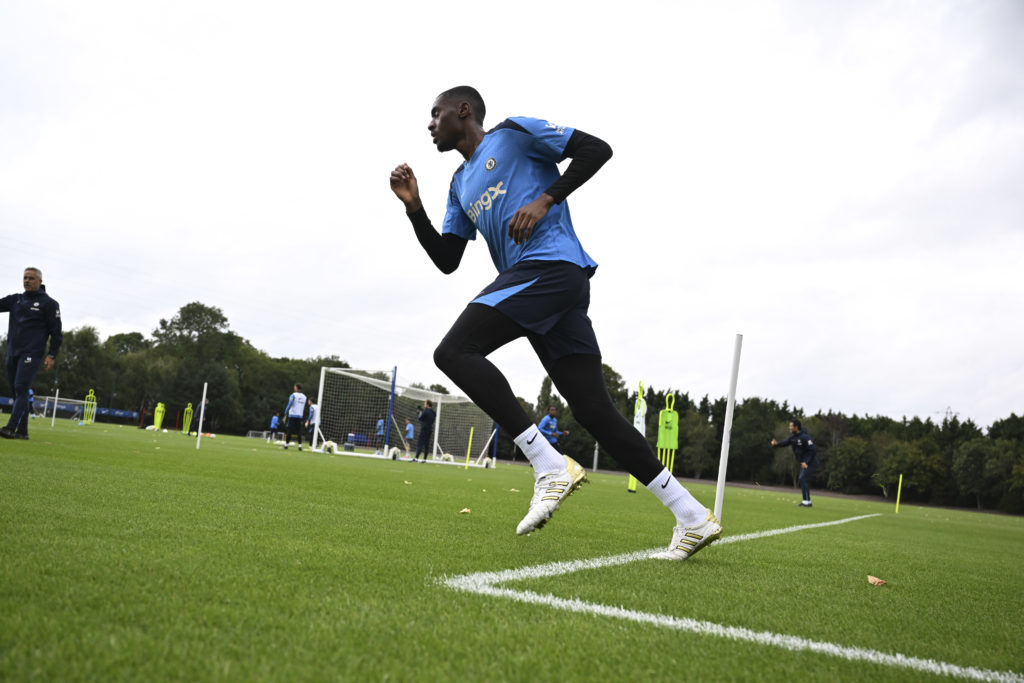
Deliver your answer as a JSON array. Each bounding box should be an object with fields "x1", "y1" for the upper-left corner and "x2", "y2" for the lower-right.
[
  {"x1": 374, "y1": 415, "x2": 385, "y2": 452},
  {"x1": 404, "y1": 417, "x2": 415, "y2": 457},
  {"x1": 771, "y1": 419, "x2": 819, "y2": 507},
  {"x1": 390, "y1": 86, "x2": 720, "y2": 559},
  {"x1": 538, "y1": 406, "x2": 568, "y2": 454},
  {"x1": 268, "y1": 413, "x2": 279, "y2": 442},
  {"x1": 306, "y1": 399, "x2": 319, "y2": 446},
  {"x1": 414, "y1": 401, "x2": 435, "y2": 462},
  {"x1": 283, "y1": 383, "x2": 307, "y2": 450}
]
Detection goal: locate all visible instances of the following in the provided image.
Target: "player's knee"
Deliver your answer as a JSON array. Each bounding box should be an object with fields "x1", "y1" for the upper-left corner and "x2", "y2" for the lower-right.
[{"x1": 433, "y1": 339, "x2": 459, "y2": 375}]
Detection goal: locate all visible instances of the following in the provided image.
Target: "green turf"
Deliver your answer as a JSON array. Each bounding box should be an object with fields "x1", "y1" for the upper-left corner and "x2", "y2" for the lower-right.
[{"x1": 2, "y1": 421, "x2": 1022, "y2": 681}]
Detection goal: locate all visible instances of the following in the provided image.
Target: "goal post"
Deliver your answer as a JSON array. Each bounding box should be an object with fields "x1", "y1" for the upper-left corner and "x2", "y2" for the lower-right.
[{"x1": 315, "y1": 367, "x2": 497, "y2": 468}]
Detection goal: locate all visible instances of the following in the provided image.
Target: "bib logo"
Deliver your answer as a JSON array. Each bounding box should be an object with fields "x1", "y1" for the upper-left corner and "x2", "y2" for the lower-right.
[
  {"x1": 485, "y1": 158, "x2": 496, "y2": 171},
  {"x1": 545, "y1": 122, "x2": 567, "y2": 134},
  {"x1": 466, "y1": 181, "x2": 507, "y2": 224}
]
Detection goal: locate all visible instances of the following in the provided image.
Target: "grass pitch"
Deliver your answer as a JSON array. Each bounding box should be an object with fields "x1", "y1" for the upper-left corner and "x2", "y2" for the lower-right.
[{"x1": 2, "y1": 421, "x2": 1022, "y2": 681}]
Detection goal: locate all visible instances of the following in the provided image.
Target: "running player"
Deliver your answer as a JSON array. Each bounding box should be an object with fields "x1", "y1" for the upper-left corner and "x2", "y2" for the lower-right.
[{"x1": 389, "y1": 86, "x2": 721, "y2": 559}]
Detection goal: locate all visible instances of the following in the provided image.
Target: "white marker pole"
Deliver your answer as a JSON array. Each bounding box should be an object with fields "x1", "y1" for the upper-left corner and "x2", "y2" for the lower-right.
[
  {"x1": 51, "y1": 389, "x2": 60, "y2": 427},
  {"x1": 713, "y1": 334, "x2": 743, "y2": 522},
  {"x1": 195, "y1": 382, "x2": 208, "y2": 450}
]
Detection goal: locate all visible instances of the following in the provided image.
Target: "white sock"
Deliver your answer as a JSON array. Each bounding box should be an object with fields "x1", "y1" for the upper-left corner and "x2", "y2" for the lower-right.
[
  {"x1": 646, "y1": 468, "x2": 707, "y2": 526},
  {"x1": 514, "y1": 425, "x2": 565, "y2": 476}
]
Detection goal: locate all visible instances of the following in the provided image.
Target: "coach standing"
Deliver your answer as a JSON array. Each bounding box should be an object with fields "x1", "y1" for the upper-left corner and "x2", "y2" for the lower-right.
[
  {"x1": 771, "y1": 418, "x2": 818, "y2": 507},
  {"x1": 1, "y1": 267, "x2": 62, "y2": 440}
]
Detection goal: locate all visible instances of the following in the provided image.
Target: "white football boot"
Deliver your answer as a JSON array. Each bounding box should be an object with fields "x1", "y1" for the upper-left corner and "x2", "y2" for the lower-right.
[
  {"x1": 516, "y1": 455, "x2": 587, "y2": 535},
  {"x1": 652, "y1": 510, "x2": 723, "y2": 561}
]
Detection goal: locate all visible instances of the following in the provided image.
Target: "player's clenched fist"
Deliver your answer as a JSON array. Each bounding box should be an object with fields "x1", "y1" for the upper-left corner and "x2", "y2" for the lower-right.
[{"x1": 390, "y1": 163, "x2": 422, "y2": 213}]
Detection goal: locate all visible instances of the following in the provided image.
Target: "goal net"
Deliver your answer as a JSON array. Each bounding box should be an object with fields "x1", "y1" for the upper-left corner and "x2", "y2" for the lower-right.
[
  {"x1": 33, "y1": 395, "x2": 87, "y2": 421},
  {"x1": 314, "y1": 368, "x2": 497, "y2": 468}
]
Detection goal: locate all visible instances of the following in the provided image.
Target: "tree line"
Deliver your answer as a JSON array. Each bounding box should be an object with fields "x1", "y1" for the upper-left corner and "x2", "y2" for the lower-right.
[
  {"x1": 4, "y1": 301, "x2": 1022, "y2": 514},
  {"x1": 0, "y1": 302, "x2": 343, "y2": 434}
]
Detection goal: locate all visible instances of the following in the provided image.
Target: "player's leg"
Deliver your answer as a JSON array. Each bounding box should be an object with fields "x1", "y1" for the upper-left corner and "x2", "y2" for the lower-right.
[
  {"x1": 4, "y1": 355, "x2": 41, "y2": 438},
  {"x1": 433, "y1": 303, "x2": 585, "y2": 534},
  {"x1": 798, "y1": 461, "x2": 816, "y2": 506},
  {"x1": 547, "y1": 353, "x2": 721, "y2": 559},
  {"x1": 433, "y1": 303, "x2": 566, "y2": 475}
]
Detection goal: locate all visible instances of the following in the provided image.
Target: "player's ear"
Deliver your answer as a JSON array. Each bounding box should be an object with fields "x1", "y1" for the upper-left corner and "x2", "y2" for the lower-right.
[{"x1": 457, "y1": 101, "x2": 472, "y2": 120}]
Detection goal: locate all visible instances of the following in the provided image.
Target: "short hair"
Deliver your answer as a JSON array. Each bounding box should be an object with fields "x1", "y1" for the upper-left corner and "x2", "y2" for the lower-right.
[
  {"x1": 425, "y1": 400, "x2": 433, "y2": 407},
  {"x1": 437, "y1": 86, "x2": 485, "y2": 125},
  {"x1": 295, "y1": 383, "x2": 303, "y2": 391},
  {"x1": 790, "y1": 418, "x2": 802, "y2": 430},
  {"x1": 24, "y1": 267, "x2": 42, "y2": 278}
]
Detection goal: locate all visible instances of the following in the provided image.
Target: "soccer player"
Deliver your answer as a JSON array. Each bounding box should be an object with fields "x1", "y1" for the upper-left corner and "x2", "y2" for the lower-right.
[
  {"x1": 414, "y1": 401, "x2": 435, "y2": 462},
  {"x1": 389, "y1": 86, "x2": 721, "y2": 559},
  {"x1": 1, "y1": 267, "x2": 62, "y2": 440},
  {"x1": 283, "y1": 383, "x2": 307, "y2": 451},
  {"x1": 538, "y1": 406, "x2": 568, "y2": 454},
  {"x1": 771, "y1": 419, "x2": 819, "y2": 507},
  {"x1": 268, "y1": 413, "x2": 280, "y2": 442},
  {"x1": 404, "y1": 417, "x2": 415, "y2": 455},
  {"x1": 374, "y1": 415, "x2": 385, "y2": 453},
  {"x1": 306, "y1": 399, "x2": 319, "y2": 446}
]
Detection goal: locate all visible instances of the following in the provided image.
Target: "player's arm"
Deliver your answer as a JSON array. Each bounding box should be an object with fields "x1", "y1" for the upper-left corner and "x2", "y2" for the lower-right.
[
  {"x1": 390, "y1": 163, "x2": 468, "y2": 274},
  {"x1": 547, "y1": 129, "x2": 613, "y2": 204},
  {"x1": 508, "y1": 130, "x2": 613, "y2": 244},
  {"x1": 44, "y1": 300, "x2": 63, "y2": 370},
  {"x1": 0, "y1": 294, "x2": 16, "y2": 312}
]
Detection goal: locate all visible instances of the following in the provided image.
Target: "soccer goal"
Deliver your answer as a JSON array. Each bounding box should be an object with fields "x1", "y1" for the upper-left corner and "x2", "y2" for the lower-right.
[
  {"x1": 33, "y1": 394, "x2": 86, "y2": 422},
  {"x1": 314, "y1": 367, "x2": 498, "y2": 468}
]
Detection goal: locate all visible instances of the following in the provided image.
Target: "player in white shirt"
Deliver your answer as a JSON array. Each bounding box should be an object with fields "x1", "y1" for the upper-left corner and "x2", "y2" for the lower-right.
[{"x1": 283, "y1": 383, "x2": 307, "y2": 450}]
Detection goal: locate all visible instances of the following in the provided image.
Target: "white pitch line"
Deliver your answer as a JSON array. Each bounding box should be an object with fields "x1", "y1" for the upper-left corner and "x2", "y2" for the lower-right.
[{"x1": 440, "y1": 514, "x2": 1023, "y2": 683}]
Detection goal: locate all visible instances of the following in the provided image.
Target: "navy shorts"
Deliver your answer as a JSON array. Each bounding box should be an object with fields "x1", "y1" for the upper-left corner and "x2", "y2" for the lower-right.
[{"x1": 470, "y1": 260, "x2": 600, "y2": 365}]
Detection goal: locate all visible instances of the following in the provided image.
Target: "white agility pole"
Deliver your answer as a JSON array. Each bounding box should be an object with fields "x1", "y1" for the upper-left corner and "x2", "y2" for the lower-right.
[
  {"x1": 713, "y1": 334, "x2": 743, "y2": 522},
  {"x1": 51, "y1": 389, "x2": 60, "y2": 427},
  {"x1": 195, "y1": 382, "x2": 208, "y2": 450}
]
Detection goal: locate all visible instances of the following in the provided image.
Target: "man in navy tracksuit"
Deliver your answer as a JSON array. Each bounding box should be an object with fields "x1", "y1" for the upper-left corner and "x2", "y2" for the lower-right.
[
  {"x1": 1, "y1": 268, "x2": 63, "y2": 440},
  {"x1": 771, "y1": 419, "x2": 818, "y2": 507}
]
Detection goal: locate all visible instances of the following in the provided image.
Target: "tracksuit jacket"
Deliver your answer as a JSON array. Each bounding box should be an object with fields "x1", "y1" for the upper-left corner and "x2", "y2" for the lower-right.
[
  {"x1": 1, "y1": 286, "x2": 63, "y2": 360},
  {"x1": 774, "y1": 429, "x2": 818, "y2": 465}
]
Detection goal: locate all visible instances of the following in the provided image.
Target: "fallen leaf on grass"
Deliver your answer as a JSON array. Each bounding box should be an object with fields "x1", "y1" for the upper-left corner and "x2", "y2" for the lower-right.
[
  {"x1": 509, "y1": 488, "x2": 520, "y2": 493},
  {"x1": 867, "y1": 575, "x2": 887, "y2": 586},
  {"x1": 459, "y1": 508, "x2": 471, "y2": 514},
  {"x1": 403, "y1": 480, "x2": 412, "y2": 485}
]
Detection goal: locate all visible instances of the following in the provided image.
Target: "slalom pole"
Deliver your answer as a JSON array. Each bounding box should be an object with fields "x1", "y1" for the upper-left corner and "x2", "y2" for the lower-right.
[
  {"x1": 895, "y1": 473, "x2": 904, "y2": 513},
  {"x1": 195, "y1": 382, "x2": 208, "y2": 450},
  {"x1": 713, "y1": 334, "x2": 743, "y2": 522},
  {"x1": 463, "y1": 426, "x2": 475, "y2": 470},
  {"x1": 51, "y1": 389, "x2": 60, "y2": 427}
]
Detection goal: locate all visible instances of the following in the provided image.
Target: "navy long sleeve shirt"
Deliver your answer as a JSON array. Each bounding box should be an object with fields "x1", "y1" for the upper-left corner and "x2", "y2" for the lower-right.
[
  {"x1": 1, "y1": 288, "x2": 63, "y2": 360},
  {"x1": 774, "y1": 429, "x2": 818, "y2": 464}
]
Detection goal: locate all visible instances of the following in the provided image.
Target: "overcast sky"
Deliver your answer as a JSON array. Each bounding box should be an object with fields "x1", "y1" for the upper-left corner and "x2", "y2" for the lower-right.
[{"x1": 2, "y1": 0, "x2": 1022, "y2": 429}]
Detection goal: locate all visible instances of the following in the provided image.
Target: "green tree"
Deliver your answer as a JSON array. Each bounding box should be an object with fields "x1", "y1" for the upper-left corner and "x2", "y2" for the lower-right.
[
  {"x1": 52, "y1": 326, "x2": 112, "y2": 401},
  {"x1": 679, "y1": 411, "x2": 716, "y2": 479},
  {"x1": 827, "y1": 436, "x2": 877, "y2": 494},
  {"x1": 877, "y1": 438, "x2": 947, "y2": 502},
  {"x1": 153, "y1": 302, "x2": 229, "y2": 345}
]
